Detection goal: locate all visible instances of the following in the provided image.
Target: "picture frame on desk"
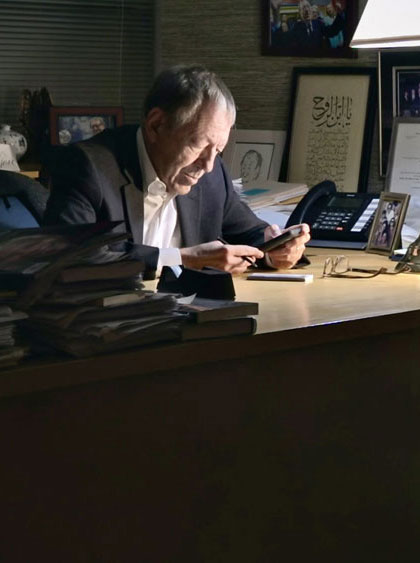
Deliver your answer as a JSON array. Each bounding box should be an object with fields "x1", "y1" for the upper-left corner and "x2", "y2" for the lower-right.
[
  {"x1": 280, "y1": 66, "x2": 377, "y2": 193},
  {"x1": 222, "y1": 129, "x2": 286, "y2": 184},
  {"x1": 49, "y1": 106, "x2": 123, "y2": 146},
  {"x1": 366, "y1": 191, "x2": 410, "y2": 256},
  {"x1": 378, "y1": 49, "x2": 420, "y2": 177},
  {"x1": 261, "y1": 0, "x2": 358, "y2": 58}
]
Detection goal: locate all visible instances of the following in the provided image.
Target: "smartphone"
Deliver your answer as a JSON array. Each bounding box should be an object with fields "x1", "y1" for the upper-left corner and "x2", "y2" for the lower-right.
[{"x1": 258, "y1": 226, "x2": 304, "y2": 252}]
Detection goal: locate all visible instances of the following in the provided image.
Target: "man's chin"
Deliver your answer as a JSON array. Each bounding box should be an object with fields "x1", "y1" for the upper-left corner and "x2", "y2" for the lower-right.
[
  {"x1": 171, "y1": 175, "x2": 201, "y2": 195},
  {"x1": 170, "y1": 183, "x2": 194, "y2": 196}
]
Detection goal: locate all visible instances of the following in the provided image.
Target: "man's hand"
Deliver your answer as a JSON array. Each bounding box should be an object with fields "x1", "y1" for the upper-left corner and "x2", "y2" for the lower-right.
[
  {"x1": 264, "y1": 223, "x2": 310, "y2": 269},
  {"x1": 180, "y1": 241, "x2": 264, "y2": 273}
]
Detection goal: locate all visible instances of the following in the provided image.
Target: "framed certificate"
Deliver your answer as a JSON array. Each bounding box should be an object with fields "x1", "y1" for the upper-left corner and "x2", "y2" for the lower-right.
[
  {"x1": 280, "y1": 66, "x2": 377, "y2": 193},
  {"x1": 386, "y1": 117, "x2": 420, "y2": 199}
]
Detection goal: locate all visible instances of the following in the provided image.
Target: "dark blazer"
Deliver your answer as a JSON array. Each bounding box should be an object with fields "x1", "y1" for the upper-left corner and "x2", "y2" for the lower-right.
[{"x1": 43, "y1": 125, "x2": 268, "y2": 273}]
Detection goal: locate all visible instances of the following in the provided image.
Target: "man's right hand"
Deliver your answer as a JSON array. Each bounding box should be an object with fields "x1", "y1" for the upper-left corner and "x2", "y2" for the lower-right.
[{"x1": 180, "y1": 240, "x2": 264, "y2": 273}]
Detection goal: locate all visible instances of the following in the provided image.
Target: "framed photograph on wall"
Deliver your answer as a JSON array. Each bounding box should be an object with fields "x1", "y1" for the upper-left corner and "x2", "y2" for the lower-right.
[
  {"x1": 366, "y1": 191, "x2": 410, "y2": 256},
  {"x1": 262, "y1": 0, "x2": 358, "y2": 58},
  {"x1": 378, "y1": 49, "x2": 420, "y2": 176},
  {"x1": 280, "y1": 66, "x2": 377, "y2": 193},
  {"x1": 222, "y1": 129, "x2": 286, "y2": 183},
  {"x1": 49, "y1": 106, "x2": 123, "y2": 145}
]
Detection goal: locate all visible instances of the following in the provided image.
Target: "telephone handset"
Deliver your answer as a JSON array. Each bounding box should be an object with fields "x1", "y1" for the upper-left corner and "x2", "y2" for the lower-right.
[{"x1": 285, "y1": 180, "x2": 380, "y2": 250}]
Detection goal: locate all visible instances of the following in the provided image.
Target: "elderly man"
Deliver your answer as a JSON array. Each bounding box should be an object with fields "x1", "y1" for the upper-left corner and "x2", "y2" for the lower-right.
[{"x1": 43, "y1": 64, "x2": 310, "y2": 276}]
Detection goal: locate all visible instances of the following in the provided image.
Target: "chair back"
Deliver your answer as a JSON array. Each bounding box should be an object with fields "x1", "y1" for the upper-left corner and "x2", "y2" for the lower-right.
[{"x1": 0, "y1": 170, "x2": 49, "y2": 228}]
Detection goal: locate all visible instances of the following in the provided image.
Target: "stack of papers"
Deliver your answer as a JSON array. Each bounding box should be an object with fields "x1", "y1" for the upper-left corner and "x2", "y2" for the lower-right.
[{"x1": 233, "y1": 179, "x2": 308, "y2": 211}]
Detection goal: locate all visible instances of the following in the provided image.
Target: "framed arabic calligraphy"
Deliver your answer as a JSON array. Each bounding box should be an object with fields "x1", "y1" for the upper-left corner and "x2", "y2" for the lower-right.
[{"x1": 280, "y1": 67, "x2": 377, "y2": 193}]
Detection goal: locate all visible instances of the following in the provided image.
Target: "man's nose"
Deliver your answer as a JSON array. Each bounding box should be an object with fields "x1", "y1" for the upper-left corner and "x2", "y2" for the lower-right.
[{"x1": 198, "y1": 146, "x2": 217, "y2": 173}]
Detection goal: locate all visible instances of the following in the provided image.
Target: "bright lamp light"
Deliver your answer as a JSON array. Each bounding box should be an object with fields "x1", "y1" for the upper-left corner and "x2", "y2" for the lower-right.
[{"x1": 350, "y1": 0, "x2": 420, "y2": 49}]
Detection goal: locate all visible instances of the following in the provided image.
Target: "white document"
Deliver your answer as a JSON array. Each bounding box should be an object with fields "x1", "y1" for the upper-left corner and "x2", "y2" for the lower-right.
[{"x1": 388, "y1": 121, "x2": 420, "y2": 197}]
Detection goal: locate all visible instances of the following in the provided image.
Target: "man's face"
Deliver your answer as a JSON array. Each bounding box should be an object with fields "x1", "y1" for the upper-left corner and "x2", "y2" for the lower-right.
[
  {"x1": 91, "y1": 118, "x2": 105, "y2": 134},
  {"x1": 300, "y1": 1, "x2": 312, "y2": 20},
  {"x1": 145, "y1": 103, "x2": 233, "y2": 196}
]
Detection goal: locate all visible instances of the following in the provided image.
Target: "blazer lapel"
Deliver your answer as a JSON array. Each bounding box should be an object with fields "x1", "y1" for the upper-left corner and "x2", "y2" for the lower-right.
[
  {"x1": 176, "y1": 185, "x2": 202, "y2": 247},
  {"x1": 117, "y1": 126, "x2": 144, "y2": 244},
  {"x1": 122, "y1": 181, "x2": 144, "y2": 244}
]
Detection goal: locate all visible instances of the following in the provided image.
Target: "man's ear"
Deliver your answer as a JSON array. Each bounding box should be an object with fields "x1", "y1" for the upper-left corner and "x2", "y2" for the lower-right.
[{"x1": 144, "y1": 107, "x2": 167, "y2": 142}]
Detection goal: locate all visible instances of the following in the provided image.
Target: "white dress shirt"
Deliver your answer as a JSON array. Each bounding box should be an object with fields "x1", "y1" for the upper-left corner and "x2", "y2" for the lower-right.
[{"x1": 137, "y1": 128, "x2": 182, "y2": 268}]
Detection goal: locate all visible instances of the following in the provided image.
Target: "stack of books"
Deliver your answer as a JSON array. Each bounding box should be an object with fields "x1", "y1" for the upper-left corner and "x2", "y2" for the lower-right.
[
  {"x1": 0, "y1": 224, "x2": 260, "y2": 360},
  {"x1": 0, "y1": 223, "x2": 183, "y2": 358},
  {"x1": 175, "y1": 297, "x2": 258, "y2": 341},
  {"x1": 0, "y1": 303, "x2": 28, "y2": 367}
]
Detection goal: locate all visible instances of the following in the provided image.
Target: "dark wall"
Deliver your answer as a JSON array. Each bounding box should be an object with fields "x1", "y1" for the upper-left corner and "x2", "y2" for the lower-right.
[{"x1": 159, "y1": 0, "x2": 384, "y2": 192}]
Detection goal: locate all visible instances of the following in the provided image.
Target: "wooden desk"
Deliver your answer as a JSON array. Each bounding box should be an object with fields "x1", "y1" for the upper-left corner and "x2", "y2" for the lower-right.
[{"x1": 0, "y1": 250, "x2": 419, "y2": 561}]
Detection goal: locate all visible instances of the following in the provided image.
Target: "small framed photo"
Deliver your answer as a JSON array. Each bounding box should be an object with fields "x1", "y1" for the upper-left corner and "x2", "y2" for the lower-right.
[
  {"x1": 280, "y1": 66, "x2": 377, "y2": 193},
  {"x1": 49, "y1": 106, "x2": 123, "y2": 145},
  {"x1": 378, "y1": 49, "x2": 420, "y2": 176},
  {"x1": 222, "y1": 129, "x2": 286, "y2": 184},
  {"x1": 366, "y1": 192, "x2": 410, "y2": 256},
  {"x1": 262, "y1": 0, "x2": 359, "y2": 58}
]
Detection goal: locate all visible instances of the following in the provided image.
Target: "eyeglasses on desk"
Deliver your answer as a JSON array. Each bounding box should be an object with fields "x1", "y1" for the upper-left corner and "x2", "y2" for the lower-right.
[{"x1": 322, "y1": 255, "x2": 410, "y2": 279}]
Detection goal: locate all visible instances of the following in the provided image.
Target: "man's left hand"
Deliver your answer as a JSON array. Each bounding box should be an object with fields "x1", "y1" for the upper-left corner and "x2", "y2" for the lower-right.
[{"x1": 263, "y1": 223, "x2": 311, "y2": 269}]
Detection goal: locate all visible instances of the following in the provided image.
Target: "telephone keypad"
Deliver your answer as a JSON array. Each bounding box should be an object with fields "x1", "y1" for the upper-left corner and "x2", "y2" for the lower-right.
[{"x1": 312, "y1": 200, "x2": 379, "y2": 233}]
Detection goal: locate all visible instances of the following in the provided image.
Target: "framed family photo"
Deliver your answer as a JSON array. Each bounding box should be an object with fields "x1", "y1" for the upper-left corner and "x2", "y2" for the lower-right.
[
  {"x1": 280, "y1": 66, "x2": 377, "y2": 193},
  {"x1": 366, "y1": 191, "x2": 410, "y2": 255},
  {"x1": 49, "y1": 106, "x2": 123, "y2": 145},
  {"x1": 378, "y1": 49, "x2": 420, "y2": 176},
  {"x1": 262, "y1": 0, "x2": 359, "y2": 58},
  {"x1": 222, "y1": 129, "x2": 286, "y2": 183}
]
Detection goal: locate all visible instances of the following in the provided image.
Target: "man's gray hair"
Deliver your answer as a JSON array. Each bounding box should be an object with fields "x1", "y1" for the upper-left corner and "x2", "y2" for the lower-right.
[{"x1": 143, "y1": 64, "x2": 236, "y2": 127}]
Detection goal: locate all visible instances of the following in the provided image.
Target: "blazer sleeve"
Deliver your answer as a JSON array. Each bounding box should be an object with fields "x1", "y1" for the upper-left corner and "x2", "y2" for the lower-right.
[{"x1": 43, "y1": 144, "x2": 160, "y2": 274}]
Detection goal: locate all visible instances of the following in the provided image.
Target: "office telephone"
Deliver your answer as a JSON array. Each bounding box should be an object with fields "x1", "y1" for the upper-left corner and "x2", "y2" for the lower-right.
[{"x1": 285, "y1": 181, "x2": 380, "y2": 250}]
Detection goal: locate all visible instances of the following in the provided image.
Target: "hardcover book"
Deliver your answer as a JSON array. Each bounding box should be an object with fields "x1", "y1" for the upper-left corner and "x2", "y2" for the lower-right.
[{"x1": 176, "y1": 297, "x2": 258, "y2": 323}]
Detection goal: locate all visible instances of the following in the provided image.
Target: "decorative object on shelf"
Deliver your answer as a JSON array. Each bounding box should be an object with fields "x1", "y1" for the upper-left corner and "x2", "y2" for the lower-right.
[
  {"x1": 49, "y1": 106, "x2": 123, "y2": 145},
  {"x1": 0, "y1": 144, "x2": 20, "y2": 172},
  {"x1": 280, "y1": 66, "x2": 377, "y2": 194},
  {"x1": 366, "y1": 191, "x2": 410, "y2": 256},
  {"x1": 262, "y1": 0, "x2": 358, "y2": 58},
  {"x1": 0, "y1": 124, "x2": 27, "y2": 161}
]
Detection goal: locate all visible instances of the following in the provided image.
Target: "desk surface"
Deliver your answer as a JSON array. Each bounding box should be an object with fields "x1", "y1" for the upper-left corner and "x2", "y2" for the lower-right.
[
  {"x1": 236, "y1": 248, "x2": 420, "y2": 334},
  {"x1": 1, "y1": 249, "x2": 419, "y2": 397}
]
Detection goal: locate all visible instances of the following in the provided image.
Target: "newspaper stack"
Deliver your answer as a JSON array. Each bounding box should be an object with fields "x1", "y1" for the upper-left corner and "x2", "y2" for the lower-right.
[{"x1": 0, "y1": 223, "x2": 184, "y2": 358}]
